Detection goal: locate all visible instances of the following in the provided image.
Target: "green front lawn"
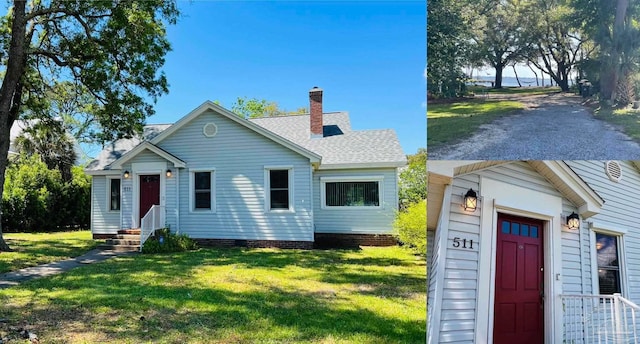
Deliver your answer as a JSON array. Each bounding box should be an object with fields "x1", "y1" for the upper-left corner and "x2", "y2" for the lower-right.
[
  {"x1": 0, "y1": 230, "x2": 98, "y2": 273},
  {"x1": 0, "y1": 246, "x2": 426, "y2": 343},
  {"x1": 428, "y1": 99, "x2": 525, "y2": 148}
]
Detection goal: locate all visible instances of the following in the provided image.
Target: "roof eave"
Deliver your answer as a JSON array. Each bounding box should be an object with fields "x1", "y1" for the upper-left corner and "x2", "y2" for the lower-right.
[{"x1": 317, "y1": 161, "x2": 406, "y2": 170}]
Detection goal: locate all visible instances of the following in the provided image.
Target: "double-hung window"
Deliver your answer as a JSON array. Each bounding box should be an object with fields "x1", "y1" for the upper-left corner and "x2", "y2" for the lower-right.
[
  {"x1": 265, "y1": 167, "x2": 293, "y2": 212},
  {"x1": 321, "y1": 176, "x2": 383, "y2": 209},
  {"x1": 596, "y1": 232, "x2": 622, "y2": 295},
  {"x1": 109, "y1": 178, "x2": 121, "y2": 211},
  {"x1": 191, "y1": 169, "x2": 215, "y2": 212}
]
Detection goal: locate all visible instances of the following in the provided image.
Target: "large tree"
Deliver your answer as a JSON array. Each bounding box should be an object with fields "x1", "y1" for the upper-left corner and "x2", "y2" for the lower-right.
[{"x1": 0, "y1": 0, "x2": 179, "y2": 251}]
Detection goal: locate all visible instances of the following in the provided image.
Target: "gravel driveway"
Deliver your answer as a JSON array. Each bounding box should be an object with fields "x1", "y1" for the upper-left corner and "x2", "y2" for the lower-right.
[{"x1": 428, "y1": 93, "x2": 640, "y2": 160}]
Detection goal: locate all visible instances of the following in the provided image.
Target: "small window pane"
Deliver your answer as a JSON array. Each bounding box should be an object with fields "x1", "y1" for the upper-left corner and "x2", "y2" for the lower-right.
[
  {"x1": 325, "y1": 181, "x2": 380, "y2": 207},
  {"x1": 521, "y1": 224, "x2": 529, "y2": 237},
  {"x1": 511, "y1": 223, "x2": 520, "y2": 236},
  {"x1": 110, "y1": 179, "x2": 121, "y2": 211},
  {"x1": 599, "y1": 269, "x2": 621, "y2": 295},
  {"x1": 195, "y1": 192, "x2": 211, "y2": 209},
  {"x1": 531, "y1": 226, "x2": 538, "y2": 238},
  {"x1": 270, "y1": 170, "x2": 289, "y2": 189},
  {"x1": 501, "y1": 221, "x2": 510, "y2": 234},
  {"x1": 270, "y1": 190, "x2": 289, "y2": 209},
  {"x1": 195, "y1": 172, "x2": 211, "y2": 190}
]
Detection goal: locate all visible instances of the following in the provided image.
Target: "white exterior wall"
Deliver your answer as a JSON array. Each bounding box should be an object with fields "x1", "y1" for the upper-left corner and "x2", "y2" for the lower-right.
[
  {"x1": 157, "y1": 110, "x2": 313, "y2": 242},
  {"x1": 566, "y1": 161, "x2": 640, "y2": 302},
  {"x1": 429, "y1": 162, "x2": 586, "y2": 344},
  {"x1": 90, "y1": 175, "x2": 121, "y2": 234},
  {"x1": 313, "y1": 168, "x2": 398, "y2": 234}
]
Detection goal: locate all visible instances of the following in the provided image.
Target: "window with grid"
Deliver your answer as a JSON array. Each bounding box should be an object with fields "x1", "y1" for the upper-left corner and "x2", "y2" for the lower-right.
[
  {"x1": 110, "y1": 178, "x2": 121, "y2": 211},
  {"x1": 596, "y1": 232, "x2": 622, "y2": 295},
  {"x1": 325, "y1": 181, "x2": 380, "y2": 207}
]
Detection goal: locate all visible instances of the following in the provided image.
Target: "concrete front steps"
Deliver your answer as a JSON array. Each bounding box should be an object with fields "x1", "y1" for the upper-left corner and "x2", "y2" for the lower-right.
[{"x1": 99, "y1": 229, "x2": 141, "y2": 252}]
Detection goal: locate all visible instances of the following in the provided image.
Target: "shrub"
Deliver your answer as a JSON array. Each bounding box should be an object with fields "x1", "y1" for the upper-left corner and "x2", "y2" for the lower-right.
[
  {"x1": 394, "y1": 200, "x2": 426, "y2": 255},
  {"x1": 1, "y1": 154, "x2": 91, "y2": 232},
  {"x1": 142, "y1": 228, "x2": 198, "y2": 254},
  {"x1": 398, "y1": 149, "x2": 426, "y2": 210}
]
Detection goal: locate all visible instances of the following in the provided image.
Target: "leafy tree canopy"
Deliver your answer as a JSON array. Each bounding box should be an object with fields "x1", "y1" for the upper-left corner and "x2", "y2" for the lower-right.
[{"x1": 231, "y1": 96, "x2": 307, "y2": 119}]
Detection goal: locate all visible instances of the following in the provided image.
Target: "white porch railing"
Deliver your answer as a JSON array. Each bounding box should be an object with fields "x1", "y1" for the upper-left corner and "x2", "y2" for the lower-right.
[
  {"x1": 140, "y1": 205, "x2": 165, "y2": 252},
  {"x1": 562, "y1": 294, "x2": 640, "y2": 344}
]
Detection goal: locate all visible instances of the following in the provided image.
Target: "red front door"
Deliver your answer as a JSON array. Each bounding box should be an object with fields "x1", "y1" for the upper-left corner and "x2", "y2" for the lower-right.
[
  {"x1": 139, "y1": 175, "x2": 160, "y2": 224},
  {"x1": 494, "y1": 214, "x2": 544, "y2": 344}
]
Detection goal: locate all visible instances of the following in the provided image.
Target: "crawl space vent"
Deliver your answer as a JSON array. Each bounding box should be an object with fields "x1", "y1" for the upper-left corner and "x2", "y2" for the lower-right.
[
  {"x1": 605, "y1": 161, "x2": 622, "y2": 182},
  {"x1": 203, "y1": 122, "x2": 218, "y2": 137}
]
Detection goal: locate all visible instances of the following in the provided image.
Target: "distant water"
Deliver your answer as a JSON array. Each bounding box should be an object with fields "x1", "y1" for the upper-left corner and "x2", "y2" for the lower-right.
[{"x1": 471, "y1": 76, "x2": 574, "y2": 87}]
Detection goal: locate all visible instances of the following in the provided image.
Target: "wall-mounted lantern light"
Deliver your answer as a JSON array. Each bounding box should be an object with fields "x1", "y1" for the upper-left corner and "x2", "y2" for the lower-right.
[
  {"x1": 123, "y1": 170, "x2": 130, "y2": 179},
  {"x1": 166, "y1": 169, "x2": 173, "y2": 178},
  {"x1": 567, "y1": 212, "x2": 580, "y2": 230},
  {"x1": 463, "y1": 188, "x2": 478, "y2": 212}
]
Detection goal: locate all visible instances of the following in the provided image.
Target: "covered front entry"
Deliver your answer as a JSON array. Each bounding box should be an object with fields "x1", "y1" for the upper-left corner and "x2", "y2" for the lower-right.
[
  {"x1": 494, "y1": 213, "x2": 544, "y2": 344},
  {"x1": 139, "y1": 174, "x2": 160, "y2": 223}
]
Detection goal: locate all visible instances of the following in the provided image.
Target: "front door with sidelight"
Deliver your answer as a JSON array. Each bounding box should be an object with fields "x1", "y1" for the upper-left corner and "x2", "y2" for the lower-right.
[{"x1": 494, "y1": 213, "x2": 545, "y2": 344}]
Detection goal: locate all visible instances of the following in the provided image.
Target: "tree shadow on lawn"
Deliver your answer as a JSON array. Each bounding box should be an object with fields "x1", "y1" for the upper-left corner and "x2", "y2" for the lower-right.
[{"x1": 1, "y1": 274, "x2": 425, "y2": 343}]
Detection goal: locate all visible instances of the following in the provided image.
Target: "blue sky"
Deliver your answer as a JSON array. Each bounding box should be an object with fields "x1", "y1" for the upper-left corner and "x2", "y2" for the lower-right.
[{"x1": 150, "y1": 1, "x2": 426, "y2": 155}]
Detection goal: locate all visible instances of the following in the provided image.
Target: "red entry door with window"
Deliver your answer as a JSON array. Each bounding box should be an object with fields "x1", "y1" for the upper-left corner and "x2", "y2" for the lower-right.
[
  {"x1": 494, "y1": 214, "x2": 544, "y2": 344},
  {"x1": 139, "y1": 175, "x2": 160, "y2": 224}
]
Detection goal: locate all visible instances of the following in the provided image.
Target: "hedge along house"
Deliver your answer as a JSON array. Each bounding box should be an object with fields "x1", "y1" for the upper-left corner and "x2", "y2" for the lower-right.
[
  {"x1": 85, "y1": 88, "x2": 406, "y2": 249},
  {"x1": 427, "y1": 160, "x2": 640, "y2": 343}
]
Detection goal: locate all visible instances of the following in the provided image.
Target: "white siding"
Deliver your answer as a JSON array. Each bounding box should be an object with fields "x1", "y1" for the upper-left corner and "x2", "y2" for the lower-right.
[
  {"x1": 313, "y1": 168, "x2": 398, "y2": 234},
  {"x1": 157, "y1": 110, "x2": 313, "y2": 242},
  {"x1": 566, "y1": 161, "x2": 640, "y2": 302},
  {"x1": 91, "y1": 175, "x2": 120, "y2": 234}
]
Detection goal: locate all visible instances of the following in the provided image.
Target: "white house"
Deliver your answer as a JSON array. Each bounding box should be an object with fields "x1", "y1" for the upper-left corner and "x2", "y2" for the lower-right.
[
  {"x1": 428, "y1": 160, "x2": 640, "y2": 343},
  {"x1": 85, "y1": 88, "x2": 406, "y2": 249}
]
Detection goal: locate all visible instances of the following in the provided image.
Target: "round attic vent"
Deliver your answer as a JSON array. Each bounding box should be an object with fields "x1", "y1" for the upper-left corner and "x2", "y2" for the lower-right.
[
  {"x1": 605, "y1": 161, "x2": 622, "y2": 182},
  {"x1": 203, "y1": 122, "x2": 218, "y2": 137}
]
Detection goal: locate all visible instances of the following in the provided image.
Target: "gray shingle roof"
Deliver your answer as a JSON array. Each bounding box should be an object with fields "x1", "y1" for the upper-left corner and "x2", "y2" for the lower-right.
[
  {"x1": 86, "y1": 110, "x2": 406, "y2": 172},
  {"x1": 85, "y1": 124, "x2": 172, "y2": 171},
  {"x1": 250, "y1": 112, "x2": 406, "y2": 168}
]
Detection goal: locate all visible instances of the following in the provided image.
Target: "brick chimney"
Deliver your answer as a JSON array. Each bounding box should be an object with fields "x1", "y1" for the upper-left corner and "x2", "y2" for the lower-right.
[{"x1": 309, "y1": 86, "x2": 323, "y2": 138}]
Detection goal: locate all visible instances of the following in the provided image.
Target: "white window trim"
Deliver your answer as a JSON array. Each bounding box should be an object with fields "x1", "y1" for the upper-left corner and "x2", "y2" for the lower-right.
[
  {"x1": 320, "y1": 176, "x2": 384, "y2": 210},
  {"x1": 264, "y1": 166, "x2": 294, "y2": 213},
  {"x1": 106, "y1": 176, "x2": 121, "y2": 212},
  {"x1": 590, "y1": 228, "x2": 627, "y2": 297},
  {"x1": 189, "y1": 168, "x2": 216, "y2": 213}
]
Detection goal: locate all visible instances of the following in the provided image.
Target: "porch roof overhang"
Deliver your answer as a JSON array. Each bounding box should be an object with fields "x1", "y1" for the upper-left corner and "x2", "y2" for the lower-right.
[
  {"x1": 427, "y1": 161, "x2": 605, "y2": 230},
  {"x1": 108, "y1": 141, "x2": 186, "y2": 169}
]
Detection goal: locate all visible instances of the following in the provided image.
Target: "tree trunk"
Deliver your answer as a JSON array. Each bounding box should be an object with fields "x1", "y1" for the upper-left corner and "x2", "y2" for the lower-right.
[
  {"x1": 0, "y1": 0, "x2": 28, "y2": 251},
  {"x1": 512, "y1": 65, "x2": 522, "y2": 87},
  {"x1": 494, "y1": 63, "x2": 504, "y2": 89}
]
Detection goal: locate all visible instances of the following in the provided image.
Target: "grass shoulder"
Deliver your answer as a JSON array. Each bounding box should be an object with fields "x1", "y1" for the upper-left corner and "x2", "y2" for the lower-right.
[
  {"x1": 0, "y1": 246, "x2": 425, "y2": 343},
  {"x1": 428, "y1": 98, "x2": 525, "y2": 148},
  {"x1": 0, "y1": 230, "x2": 98, "y2": 273},
  {"x1": 590, "y1": 102, "x2": 640, "y2": 142}
]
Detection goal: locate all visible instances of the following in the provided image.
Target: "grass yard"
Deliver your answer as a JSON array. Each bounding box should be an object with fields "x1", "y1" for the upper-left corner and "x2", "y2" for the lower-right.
[
  {"x1": 592, "y1": 105, "x2": 640, "y2": 142},
  {"x1": 0, "y1": 230, "x2": 98, "y2": 273},
  {"x1": 0, "y1": 246, "x2": 426, "y2": 343},
  {"x1": 428, "y1": 99, "x2": 525, "y2": 148}
]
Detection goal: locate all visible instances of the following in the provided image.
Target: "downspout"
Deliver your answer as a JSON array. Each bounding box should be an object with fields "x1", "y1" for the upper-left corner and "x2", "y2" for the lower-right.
[
  {"x1": 175, "y1": 167, "x2": 180, "y2": 234},
  {"x1": 310, "y1": 162, "x2": 316, "y2": 242}
]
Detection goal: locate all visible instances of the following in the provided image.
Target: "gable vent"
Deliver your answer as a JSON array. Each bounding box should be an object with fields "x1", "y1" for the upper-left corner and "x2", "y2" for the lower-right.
[
  {"x1": 203, "y1": 122, "x2": 218, "y2": 137},
  {"x1": 605, "y1": 161, "x2": 622, "y2": 182}
]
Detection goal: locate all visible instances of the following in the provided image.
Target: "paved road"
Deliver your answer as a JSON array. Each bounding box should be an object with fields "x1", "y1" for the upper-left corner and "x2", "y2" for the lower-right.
[
  {"x1": 429, "y1": 93, "x2": 640, "y2": 160},
  {"x1": 0, "y1": 249, "x2": 134, "y2": 289}
]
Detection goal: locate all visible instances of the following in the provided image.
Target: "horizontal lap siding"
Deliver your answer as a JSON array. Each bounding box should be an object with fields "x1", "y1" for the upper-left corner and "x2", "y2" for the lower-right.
[
  {"x1": 567, "y1": 161, "x2": 640, "y2": 302},
  {"x1": 91, "y1": 176, "x2": 120, "y2": 234},
  {"x1": 313, "y1": 168, "x2": 398, "y2": 234},
  {"x1": 158, "y1": 110, "x2": 313, "y2": 241}
]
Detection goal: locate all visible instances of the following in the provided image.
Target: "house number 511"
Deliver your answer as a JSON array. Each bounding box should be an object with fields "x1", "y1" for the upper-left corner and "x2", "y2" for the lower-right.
[{"x1": 452, "y1": 237, "x2": 474, "y2": 249}]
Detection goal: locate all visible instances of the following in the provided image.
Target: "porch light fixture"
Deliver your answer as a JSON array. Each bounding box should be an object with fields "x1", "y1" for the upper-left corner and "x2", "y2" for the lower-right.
[
  {"x1": 123, "y1": 170, "x2": 130, "y2": 179},
  {"x1": 567, "y1": 212, "x2": 580, "y2": 230},
  {"x1": 463, "y1": 188, "x2": 478, "y2": 211},
  {"x1": 166, "y1": 169, "x2": 172, "y2": 178}
]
